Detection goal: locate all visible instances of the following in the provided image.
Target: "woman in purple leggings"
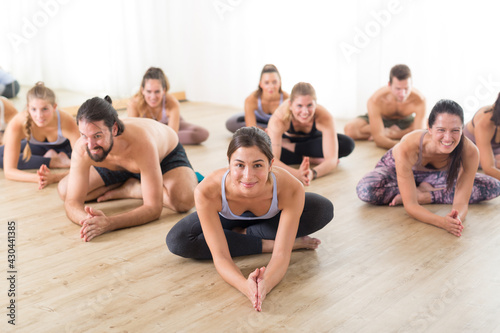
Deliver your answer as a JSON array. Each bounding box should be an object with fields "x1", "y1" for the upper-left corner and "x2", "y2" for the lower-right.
[{"x1": 357, "y1": 99, "x2": 500, "y2": 237}]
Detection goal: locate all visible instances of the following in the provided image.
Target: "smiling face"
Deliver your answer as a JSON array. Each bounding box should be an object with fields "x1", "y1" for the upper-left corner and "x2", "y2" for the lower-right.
[
  {"x1": 428, "y1": 113, "x2": 463, "y2": 154},
  {"x1": 290, "y1": 95, "x2": 316, "y2": 124},
  {"x1": 259, "y1": 72, "x2": 281, "y2": 96},
  {"x1": 27, "y1": 98, "x2": 56, "y2": 127},
  {"x1": 141, "y1": 79, "x2": 165, "y2": 108},
  {"x1": 79, "y1": 120, "x2": 116, "y2": 162},
  {"x1": 228, "y1": 146, "x2": 273, "y2": 195}
]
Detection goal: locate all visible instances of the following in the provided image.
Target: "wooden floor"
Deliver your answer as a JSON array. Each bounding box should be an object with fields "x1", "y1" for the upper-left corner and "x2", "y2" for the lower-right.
[{"x1": 2, "y1": 95, "x2": 500, "y2": 333}]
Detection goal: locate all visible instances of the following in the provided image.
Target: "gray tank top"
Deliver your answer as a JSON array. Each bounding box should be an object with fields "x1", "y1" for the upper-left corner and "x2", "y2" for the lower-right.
[
  {"x1": 413, "y1": 130, "x2": 448, "y2": 172},
  {"x1": 219, "y1": 169, "x2": 280, "y2": 220},
  {"x1": 29, "y1": 109, "x2": 68, "y2": 146}
]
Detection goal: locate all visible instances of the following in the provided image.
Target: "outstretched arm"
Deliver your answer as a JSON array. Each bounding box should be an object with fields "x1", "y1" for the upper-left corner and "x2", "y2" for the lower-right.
[
  {"x1": 255, "y1": 175, "x2": 305, "y2": 310},
  {"x1": 475, "y1": 117, "x2": 500, "y2": 180},
  {"x1": 2, "y1": 114, "x2": 44, "y2": 184},
  {"x1": 267, "y1": 103, "x2": 312, "y2": 184},
  {"x1": 64, "y1": 146, "x2": 93, "y2": 225},
  {"x1": 312, "y1": 105, "x2": 339, "y2": 178},
  {"x1": 244, "y1": 94, "x2": 258, "y2": 128},
  {"x1": 165, "y1": 93, "x2": 181, "y2": 133},
  {"x1": 195, "y1": 183, "x2": 258, "y2": 307},
  {"x1": 393, "y1": 142, "x2": 463, "y2": 236},
  {"x1": 451, "y1": 140, "x2": 479, "y2": 222}
]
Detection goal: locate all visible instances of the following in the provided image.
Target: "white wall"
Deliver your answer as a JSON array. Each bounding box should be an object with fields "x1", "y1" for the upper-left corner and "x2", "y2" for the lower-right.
[{"x1": 1, "y1": 0, "x2": 499, "y2": 121}]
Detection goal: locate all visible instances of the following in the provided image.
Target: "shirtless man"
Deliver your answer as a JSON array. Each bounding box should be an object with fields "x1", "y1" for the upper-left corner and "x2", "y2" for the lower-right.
[
  {"x1": 58, "y1": 96, "x2": 198, "y2": 242},
  {"x1": 344, "y1": 64, "x2": 426, "y2": 149}
]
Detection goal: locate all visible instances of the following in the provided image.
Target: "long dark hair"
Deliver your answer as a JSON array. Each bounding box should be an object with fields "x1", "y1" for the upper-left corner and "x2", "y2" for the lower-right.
[
  {"x1": 428, "y1": 99, "x2": 464, "y2": 190},
  {"x1": 77, "y1": 96, "x2": 125, "y2": 136},
  {"x1": 227, "y1": 127, "x2": 273, "y2": 163}
]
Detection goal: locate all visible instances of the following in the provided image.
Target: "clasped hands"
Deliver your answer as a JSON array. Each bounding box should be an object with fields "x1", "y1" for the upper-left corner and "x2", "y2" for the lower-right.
[
  {"x1": 246, "y1": 266, "x2": 267, "y2": 312},
  {"x1": 79, "y1": 206, "x2": 111, "y2": 242}
]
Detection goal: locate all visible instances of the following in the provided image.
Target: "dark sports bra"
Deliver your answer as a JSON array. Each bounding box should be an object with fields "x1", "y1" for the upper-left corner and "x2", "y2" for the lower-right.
[{"x1": 287, "y1": 118, "x2": 319, "y2": 137}]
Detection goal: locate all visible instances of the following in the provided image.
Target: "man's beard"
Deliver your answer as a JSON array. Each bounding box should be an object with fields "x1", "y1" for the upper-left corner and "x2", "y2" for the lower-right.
[{"x1": 86, "y1": 136, "x2": 114, "y2": 162}]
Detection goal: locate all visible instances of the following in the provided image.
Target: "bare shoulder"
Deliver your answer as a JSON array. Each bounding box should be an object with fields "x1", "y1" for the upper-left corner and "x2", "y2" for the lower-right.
[
  {"x1": 369, "y1": 86, "x2": 391, "y2": 104},
  {"x1": 273, "y1": 99, "x2": 290, "y2": 119},
  {"x1": 273, "y1": 166, "x2": 303, "y2": 195},
  {"x1": 408, "y1": 87, "x2": 426, "y2": 104},
  {"x1": 315, "y1": 104, "x2": 333, "y2": 121},
  {"x1": 394, "y1": 130, "x2": 423, "y2": 160},
  {"x1": 463, "y1": 136, "x2": 480, "y2": 158},
  {"x1": 3, "y1": 111, "x2": 27, "y2": 141},
  {"x1": 165, "y1": 93, "x2": 180, "y2": 108},
  {"x1": 195, "y1": 168, "x2": 226, "y2": 202},
  {"x1": 474, "y1": 106, "x2": 494, "y2": 127},
  {"x1": 72, "y1": 136, "x2": 91, "y2": 160},
  {"x1": 245, "y1": 91, "x2": 258, "y2": 103},
  {"x1": 59, "y1": 109, "x2": 77, "y2": 125},
  {"x1": 282, "y1": 91, "x2": 290, "y2": 99},
  {"x1": 128, "y1": 95, "x2": 139, "y2": 108}
]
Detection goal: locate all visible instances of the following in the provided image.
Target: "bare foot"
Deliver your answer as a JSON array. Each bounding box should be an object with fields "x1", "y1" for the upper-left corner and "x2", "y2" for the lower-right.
[
  {"x1": 417, "y1": 181, "x2": 438, "y2": 192},
  {"x1": 389, "y1": 194, "x2": 403, "y2": 206},
  {"x1": 262, "y1": 236, "x2": 321, "y2": 253},
  {"x1": 281, "y1": 138, "x2": 295, "y2": 152},
  {"x1": 43, "y1": 149, "x2": 58, "y2": 158},
  {"x1": 48, "y1": 151, "x2": 71, "y2": 168},
  {"x1": 97, "y1": 178, "x2": 142, "y2": 202},
  {"x1": 390, "y1": 182, "x2": 435, "y2": 206},
  {"x1": 293, "y1": 236, "x2": 321, "y2": 250}
]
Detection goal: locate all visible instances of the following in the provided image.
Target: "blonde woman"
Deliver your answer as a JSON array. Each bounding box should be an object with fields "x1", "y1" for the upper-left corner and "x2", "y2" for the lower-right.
[
  {"x1": 0, "y1": 82, "x2": 79, "y2": 188},
  {"x1": 267, "y1": 82, "x2": 355, "y2": 185}
]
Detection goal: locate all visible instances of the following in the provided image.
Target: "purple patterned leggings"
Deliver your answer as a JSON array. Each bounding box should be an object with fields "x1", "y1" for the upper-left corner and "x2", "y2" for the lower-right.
[{"x1": 356, "y1": 149, "x2": 500, "y2": 205}]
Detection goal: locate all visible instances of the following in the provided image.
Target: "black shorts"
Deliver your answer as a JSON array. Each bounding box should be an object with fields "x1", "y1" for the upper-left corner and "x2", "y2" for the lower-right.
[
  {"x1": 95, "y1": 143, "x2": 193, "y2": 186},
  {"x1": 357, "y1": 113, "x2": 415, "y2": 130}
]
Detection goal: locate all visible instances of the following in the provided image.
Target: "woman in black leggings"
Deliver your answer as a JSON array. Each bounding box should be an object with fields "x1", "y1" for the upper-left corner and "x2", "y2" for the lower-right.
[
  {"x1": 166, "y1": 127, "x2": 334, "y2": 311},
  {"x1": 267, "y1": 82, "x2": 355, "y2": 186}
]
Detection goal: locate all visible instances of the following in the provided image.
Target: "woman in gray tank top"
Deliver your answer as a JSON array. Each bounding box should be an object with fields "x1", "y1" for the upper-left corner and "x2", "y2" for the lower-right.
[
  {"x1": 167, "y1": 127, "x2": 333, "y2": 311},
  {"x1": 0, "y1": 82, "x2": 79, "y2": 189}
]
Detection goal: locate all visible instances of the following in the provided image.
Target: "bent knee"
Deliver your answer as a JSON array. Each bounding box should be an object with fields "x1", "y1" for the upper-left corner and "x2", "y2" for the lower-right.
[
  {"x1": 166, "y1": 228, "x2": 186, "y2": 257},
  {"x1": 164, "y1": 193, "x2": 195, "y2": 213},
  {"x1": 57, "y1": 178, "x2": 68, "y2": 200},
  {"x1": 343, "y1": 123, "x2": 356, "y2": 138}
]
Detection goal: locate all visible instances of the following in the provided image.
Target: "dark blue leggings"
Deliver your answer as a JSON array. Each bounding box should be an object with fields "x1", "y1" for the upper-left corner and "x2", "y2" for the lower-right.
[
  {"x1": 166, "y1": 192, "x2": 334, "y2": 259},
  {"x1": 0, "y1": 139, "x2": 72, "y2": 169}
]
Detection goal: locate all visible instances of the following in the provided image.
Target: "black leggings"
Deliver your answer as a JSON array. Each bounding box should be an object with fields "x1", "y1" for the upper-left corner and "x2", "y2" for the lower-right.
[
  {"x1": 0, "y1": 139, "x2": 72, "y2": 169},
  {"x1": 281, "y1": 133, "x2": 355, "y2": 165},
  {"x1": 166, "y1": 192, "x2": 334, "y2": 259},
  {"x1": 1, "y1": 81, "x2": 20, "y2": 99}
]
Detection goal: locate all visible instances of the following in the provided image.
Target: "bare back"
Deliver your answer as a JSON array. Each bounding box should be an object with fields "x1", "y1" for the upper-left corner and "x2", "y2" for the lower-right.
[{"x1": 73, "y1": 118, "x2": 179, "y2": 173}]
